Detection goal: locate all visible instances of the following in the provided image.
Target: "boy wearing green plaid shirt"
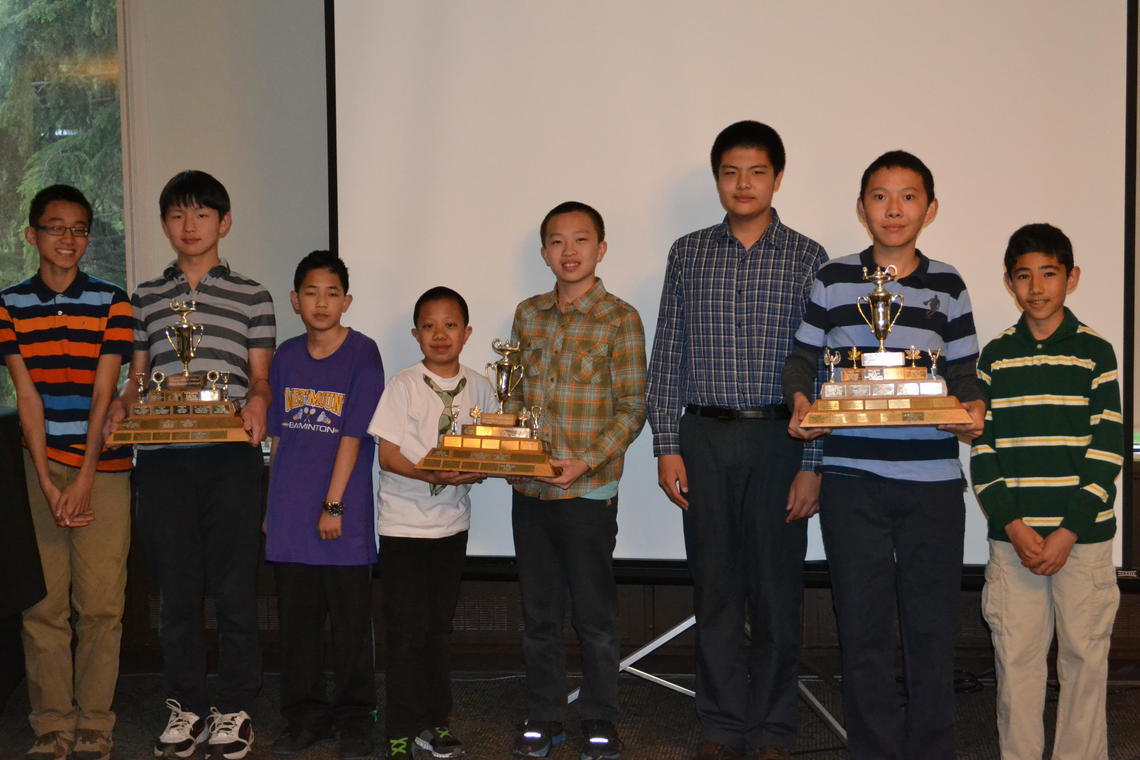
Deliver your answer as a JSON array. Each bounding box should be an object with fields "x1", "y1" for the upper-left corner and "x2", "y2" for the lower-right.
[{"x1": 507, "y1": 201, "x2": 647, "y2": 760}]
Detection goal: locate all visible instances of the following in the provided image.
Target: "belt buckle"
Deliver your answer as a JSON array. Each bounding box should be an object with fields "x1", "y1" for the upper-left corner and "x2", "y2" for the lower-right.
[{"x1": 712, "y1": 408, "x2": 737, "y2": 421}]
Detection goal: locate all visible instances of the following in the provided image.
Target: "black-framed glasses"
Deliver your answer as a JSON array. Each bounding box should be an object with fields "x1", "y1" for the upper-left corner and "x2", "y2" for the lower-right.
[{"x1": 36, "y1": 225, "x2": 90, "y2": 238}]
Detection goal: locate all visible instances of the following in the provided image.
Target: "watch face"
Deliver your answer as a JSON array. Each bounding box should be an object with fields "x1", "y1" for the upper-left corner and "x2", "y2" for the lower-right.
[{"x1": 324, "y1": 501, "x2": 344, "y2": 516}]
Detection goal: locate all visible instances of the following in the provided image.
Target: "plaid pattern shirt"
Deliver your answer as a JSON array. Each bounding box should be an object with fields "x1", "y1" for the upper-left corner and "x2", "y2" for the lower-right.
[
  {"x1": 509, "y1": 278, "x2": 647, "y2": 500},
  {"x1": 646, "y1": 211, "x2": 827, "y2": 467}
]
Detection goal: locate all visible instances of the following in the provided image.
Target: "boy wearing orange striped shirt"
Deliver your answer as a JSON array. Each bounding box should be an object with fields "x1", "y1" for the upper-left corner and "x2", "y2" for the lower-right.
[
  {"x1": 0, "y1": 185, "x2": 133, "y2": 760},
  {"x1": 970, "y1": 223, "x2": 1123, "y2": 760}
]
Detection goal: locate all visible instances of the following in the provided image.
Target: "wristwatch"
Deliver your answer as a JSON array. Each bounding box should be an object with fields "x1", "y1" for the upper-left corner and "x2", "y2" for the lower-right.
[{"x1": 323, "y1": 500, "x2": 344, "y2": 516}]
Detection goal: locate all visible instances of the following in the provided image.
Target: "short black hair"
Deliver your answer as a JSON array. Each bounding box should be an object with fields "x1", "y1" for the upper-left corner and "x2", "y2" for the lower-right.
[
  {"x1": 414, "y1": 286, "x2": 469, "y2": 326},
  {"x1": 28, "y1": 184, "x2": 92, "y2": 228},
  {"x1": 159, "y1": 170, "x2": 231, "y2": 218},
  {"x1": 1004, "y1": 223, "x2": 1074, "y2": 275},
  {"x1": 540, "y1": 201, "x2": 605, "y2": 243},
  {"x1": 293, "y1": 250, "x2": 349, "y2": 292},
  {"x1": 710, "y1": 121, "x2": 786, "y2": 177},
  {"x1": 859, "y1": 150, "x2": 935, "y2": 201}
]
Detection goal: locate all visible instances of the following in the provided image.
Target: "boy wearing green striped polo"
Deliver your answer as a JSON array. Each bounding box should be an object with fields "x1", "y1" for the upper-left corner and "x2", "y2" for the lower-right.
[{"x1": 971, "y1": 223, "x2": 1123, "y2": 760}]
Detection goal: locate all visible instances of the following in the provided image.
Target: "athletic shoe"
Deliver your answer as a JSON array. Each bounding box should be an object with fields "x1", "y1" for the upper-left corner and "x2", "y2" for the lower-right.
[
  {"x1": 207, "y1": 709, "x2": 254, "y2": 759},
  {"x1": 25, "y1": 731, "x2": 73, "y2": 760},
  {"x1": 155, "y1": 700, "x2": 208, "y2": 758},
  {"x1": 415, "y1": 726, "x2": 465, "y2": 758},
  {"x1": 271, "y1": 722, "x2": 332, "y2": 756},
  {"x1": 579, "y1": 720, "x2": 622, "y2": 760},
  {"x1": 338, "y1": 722, "x2": 374, "y2": 760},
  {"x1": 71, "y1": 729, "x2": 113, "y2": 760},
  {"x1": 511, "y1": 720, "x2": 565, "y2": 758},
  {"x1": 384, "y1": 736, "x2": 412, "y2": 758}
]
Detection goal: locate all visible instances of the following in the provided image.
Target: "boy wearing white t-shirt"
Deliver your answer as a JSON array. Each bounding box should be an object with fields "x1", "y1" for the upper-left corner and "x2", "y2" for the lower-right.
[{"x1": 367, "y1": 286, "x2": 496, "y2": 760}]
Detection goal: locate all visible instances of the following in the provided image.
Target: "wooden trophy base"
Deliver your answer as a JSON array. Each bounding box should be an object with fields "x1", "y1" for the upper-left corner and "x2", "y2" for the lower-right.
[
  {"x1": 416, "y1": 421, "x2": 562, "y2": 478},
  {"x1": 801, "y1": 364, "x2": 972, "y2": 428},
  {"x1": 109, "y1": 377, "x2": 248, "y2": 444}
]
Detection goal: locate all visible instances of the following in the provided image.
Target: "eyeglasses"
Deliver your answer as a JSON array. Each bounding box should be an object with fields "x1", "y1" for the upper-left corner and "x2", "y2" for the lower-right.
[{"x1": 36, "y1": 225, "x2": 91, "y2": 238}]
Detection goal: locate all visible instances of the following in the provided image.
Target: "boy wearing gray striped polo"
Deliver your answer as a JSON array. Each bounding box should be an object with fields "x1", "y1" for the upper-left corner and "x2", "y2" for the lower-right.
[
  {"x1": 784, "y1": 151, "x2": 985, "y2": 760},
  {"x1": 107, "y1": 170, "x2": 274, "y2": 760},
  {"x1": 972, "y1": 223, "x2": 1122, "y2": 760}
]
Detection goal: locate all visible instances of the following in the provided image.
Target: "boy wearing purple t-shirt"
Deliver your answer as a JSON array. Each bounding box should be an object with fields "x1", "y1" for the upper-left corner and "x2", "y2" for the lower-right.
[{"x1": 265, "y1": 251, "x2": 384, "y2": 760}]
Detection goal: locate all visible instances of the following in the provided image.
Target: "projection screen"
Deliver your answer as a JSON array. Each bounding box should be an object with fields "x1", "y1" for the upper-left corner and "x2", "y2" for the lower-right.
[{"x1": 331, "y1": 0, "x2": 1131, "y2": 565}]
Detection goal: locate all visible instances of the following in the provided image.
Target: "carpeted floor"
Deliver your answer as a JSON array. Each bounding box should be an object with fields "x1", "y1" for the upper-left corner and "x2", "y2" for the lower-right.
[{"x1": 1, "y1": 669, "x2": 1139, "y2": 759}]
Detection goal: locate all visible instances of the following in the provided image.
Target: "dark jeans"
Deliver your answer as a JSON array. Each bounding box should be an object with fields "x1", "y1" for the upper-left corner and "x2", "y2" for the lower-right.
[
  {"x1": 679, "y1": 413, "x2": 806, "y2": 752},
  {"x1": 135, "y1": 443, "x2": 264, "y2": 715},
  {"x1": 819, "y1": 474, "x2": 964, "y2": 760},
  {"x1": 379, "y1": 531, "x2": 467, "y2": 738},
  {"x1": 274, "y1": 563, "x2": 375, "y2": 731},
  {"x1": 512, "y1": 491, "x2": 619, "y2": 725}
]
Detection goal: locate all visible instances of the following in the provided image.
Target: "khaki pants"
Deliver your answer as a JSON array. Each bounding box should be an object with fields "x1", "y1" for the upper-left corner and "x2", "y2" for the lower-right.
[
  {"x1": 21, "y1": 452, "x2": 131, "y2": 735},
  {"x1": 982, "y1": 538, "x2": 1119, "y2": 760}
]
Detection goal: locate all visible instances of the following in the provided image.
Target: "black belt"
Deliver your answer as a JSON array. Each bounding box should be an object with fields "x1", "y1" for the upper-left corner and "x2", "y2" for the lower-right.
[{"x1": 684, "y1": 404, "x2": 790, "y2": 421}]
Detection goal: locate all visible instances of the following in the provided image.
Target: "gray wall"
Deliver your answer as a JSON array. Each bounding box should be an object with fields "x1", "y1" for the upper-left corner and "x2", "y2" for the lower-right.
[{"x1": 119, "y1": 0, "x2": 328, "y2": 342}]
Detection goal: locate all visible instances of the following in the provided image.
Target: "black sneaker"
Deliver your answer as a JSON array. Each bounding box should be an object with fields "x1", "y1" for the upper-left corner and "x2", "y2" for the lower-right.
[
  {"x1": 415, "y1": 727, "x2": 464, "y2": 758},
  {"x1": 271, "y1": 722, "x2": 332, "y2": 756},
  {"x1": 154, "y1": 700, "x2": 208, "y2": 758},
  {"x1": 579, "y1": 720, "x2": 622, "y2": 760},
  {"x1": 511, "y1": 721, "x2": 565, "y2": 758},
  {"x1": 338, "y1": 723, "x2": 374, "y2": 760},
  {"x1": 384, "y1": 736, "x2": 412, "y2": 759}
]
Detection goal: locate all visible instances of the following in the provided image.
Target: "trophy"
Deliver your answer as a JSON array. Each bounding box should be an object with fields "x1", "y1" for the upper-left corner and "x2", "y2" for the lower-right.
[
  {"x1": 108, "y1": 300, "x2": 248, "y2": 444},
  {"x1": 415, "y1": 338, "x2": 561, "y2": 477},
  {"x1": 800, "y1": 266, "x2": 972, "y2": 428}
]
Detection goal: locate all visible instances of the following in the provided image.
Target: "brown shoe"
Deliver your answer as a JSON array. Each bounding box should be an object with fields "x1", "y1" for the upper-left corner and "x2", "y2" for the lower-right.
[
  {"x1": 695, "y1": 741, "x2": 744, "y2": 759},
  {"x1": 25, "y1": 731, "x2": 74, "y2": 760},
  {"x1": 748, "y1": 748, "x2": 791, "y2": 760},
  {"x1": 71, "y1": 730, "x2": 113, "y2": 760}
]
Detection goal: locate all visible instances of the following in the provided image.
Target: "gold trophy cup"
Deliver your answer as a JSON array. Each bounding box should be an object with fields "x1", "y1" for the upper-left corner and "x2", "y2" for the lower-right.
[
  {"x1": 415, "y1": 338, "x2": 561, "y2": 477},
  {"x1": 108, "y1": 300, "x2": 248, "y2": 444},
  {"x1": 800, "y1": 267, "x2": 972, "y2": 428}
]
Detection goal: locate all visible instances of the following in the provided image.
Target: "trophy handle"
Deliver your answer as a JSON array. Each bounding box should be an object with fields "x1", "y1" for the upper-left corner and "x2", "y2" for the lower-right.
[
  {"x1": 485, "y1": 362, "x2": 497, "y2": 389},
  {"x1": 855, "y1": 295, "x2": 872, "y2": 331},
  {"x1": 887, "y1": 293, "x2": 905, "y2": 331},
  {"x1": 507, "y1": 364, "x2": 524, "y2": 396},
  {"x1": 191, "y1": 323, "x2": 205, "y2": 354}
]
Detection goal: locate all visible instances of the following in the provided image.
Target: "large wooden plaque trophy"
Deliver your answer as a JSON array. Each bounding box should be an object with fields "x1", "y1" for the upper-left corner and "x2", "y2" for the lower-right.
[
  {"x1": 415, "y1": 338, "x2": 561, "y2": 477},
  {"x1": 800, "y1": 265, "x2": 972, "y2": 428},
  {"x1": 108, "y1": 300, "x2": 248, "y2": 444}
]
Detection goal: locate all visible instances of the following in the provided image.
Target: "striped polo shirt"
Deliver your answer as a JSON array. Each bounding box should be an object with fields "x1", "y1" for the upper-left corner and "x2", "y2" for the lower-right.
[
  {"x1": 970, "y1": 309, "x2": 1122, "y2": 543},
  {"x1": 132, "y1": 259, "x2": 275, "y2": 446},
  {"x1": 0, "y1": 271, "x2": 133, "y2": 470},
  {"x1": 792, "y1": 248, "x2": 979, "y2": 482}
]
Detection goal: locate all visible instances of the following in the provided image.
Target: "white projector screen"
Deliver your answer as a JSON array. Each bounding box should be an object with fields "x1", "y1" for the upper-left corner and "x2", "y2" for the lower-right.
[{"x1": 331, "y1": 0, "x2": 1130, "y2": 564}]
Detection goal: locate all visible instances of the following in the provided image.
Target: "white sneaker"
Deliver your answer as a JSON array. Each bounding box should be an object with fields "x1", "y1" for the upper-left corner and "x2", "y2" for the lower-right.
[
  {"x1": 154, "y1": 699, "x2": 208, "y2": 758},
  {"x1": 207, "y1": 709, "x2": 254, "y2": 760}
]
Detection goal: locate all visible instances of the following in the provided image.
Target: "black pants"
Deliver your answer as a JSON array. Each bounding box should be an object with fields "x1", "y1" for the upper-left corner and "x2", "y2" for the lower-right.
[
  {"x1": 379, "y1": 531, "x2": 467, "y2": 738},
  {"x1": 512, "y1": 491, "x2": 619, "y2": 725},
  {"x1": 819, "y1": 475, "x2": 964, "y2": 760},
  {"x1": 135, "y1": 443, "x2": 264, "y2": 715},
  {"x1": 679, "y1": 413, "x2": 806, "y2": 753},
  {"x1": 274, "y1": 562, "x2": 375, "y2": 731}
]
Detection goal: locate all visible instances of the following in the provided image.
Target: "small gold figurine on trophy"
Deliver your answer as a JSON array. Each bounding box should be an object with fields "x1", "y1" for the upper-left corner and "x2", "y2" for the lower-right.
[
  {"x1": 415, "y1": 338, "x2": 560, "y2": 477},
  {"x1": 904, "y1": 346, "x2": 923, "y2": 367}
]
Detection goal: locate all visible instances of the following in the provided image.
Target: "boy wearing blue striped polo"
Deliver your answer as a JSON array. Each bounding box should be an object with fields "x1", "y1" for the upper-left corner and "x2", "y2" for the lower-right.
[
  {"x1": 106, "y1": 170, "x2": 274, "y2": 760},
  {"x1": 783, "y1": 150, "x2": 985, "y2": 760},
  {"x1": 971, "y1": 223, "x2": 1122, "y2": 760}
]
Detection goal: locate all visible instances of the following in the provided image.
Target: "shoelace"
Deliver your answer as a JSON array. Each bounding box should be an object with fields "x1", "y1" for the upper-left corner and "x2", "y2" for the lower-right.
[
  {"x1": 389, "y1": 736, "x2": 409, "y2": 755},
  {"x1": 434, "y1": 727, "x2": 455, "y2": 741},
  {"x1": 208, "y1": 709, "x2": 243, "y2": 739},
  {"x1": 162, "y1": 699, "x2": 197, "y2": 738}
]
